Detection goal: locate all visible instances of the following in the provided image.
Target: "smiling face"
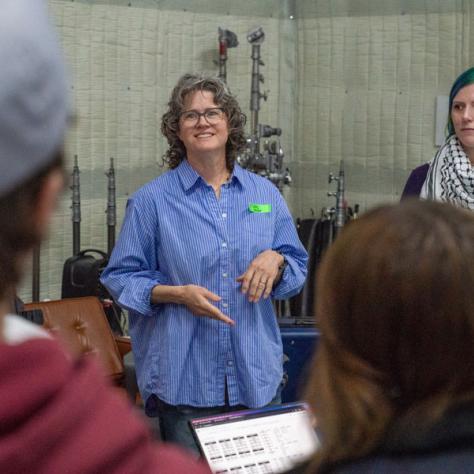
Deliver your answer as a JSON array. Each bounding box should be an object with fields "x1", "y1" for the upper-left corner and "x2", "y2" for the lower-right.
[
  {"x1": 177, "y1": 90, "x2": 229, "y2": 163},
  {"x1": 451, "y1": 83, "x2": 474, "y2": 159}
]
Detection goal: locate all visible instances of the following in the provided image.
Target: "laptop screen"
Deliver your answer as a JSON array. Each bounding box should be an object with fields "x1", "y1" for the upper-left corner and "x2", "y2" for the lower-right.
[{"x1": 189, "y1": 402, "x2": 320, "y2": 473}]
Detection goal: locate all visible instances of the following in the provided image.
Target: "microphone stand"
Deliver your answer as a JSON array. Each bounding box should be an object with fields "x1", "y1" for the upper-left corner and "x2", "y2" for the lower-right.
[
  {"x1": 71, "y1": 155, "x2": 81, "y2": 255},
  {"x1": 106, "y1": 157, "x2": 116, "y2": 256}
]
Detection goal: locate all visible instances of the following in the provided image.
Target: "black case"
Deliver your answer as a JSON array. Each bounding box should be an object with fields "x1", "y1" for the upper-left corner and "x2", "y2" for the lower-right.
[
  {"x1": 61, "y1": 249, "x2": 123, "y2": 334},
  {"x1": 61, "y1": 249, "x2": 108, "y2": 299},
  {"x1": 289, "y1": 218, "x2": 334, "y2": 318}
]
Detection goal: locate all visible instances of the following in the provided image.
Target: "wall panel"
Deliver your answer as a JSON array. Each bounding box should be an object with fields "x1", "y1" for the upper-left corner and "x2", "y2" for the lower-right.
[{"x1": 18, "y1": 0, "x2": 474, "y2": 301}]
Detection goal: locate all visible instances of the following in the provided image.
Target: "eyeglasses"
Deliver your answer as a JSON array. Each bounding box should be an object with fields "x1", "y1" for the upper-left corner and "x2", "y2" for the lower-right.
[{"x1": 179, "y1": 107, "x2": 225, "y2": 126}]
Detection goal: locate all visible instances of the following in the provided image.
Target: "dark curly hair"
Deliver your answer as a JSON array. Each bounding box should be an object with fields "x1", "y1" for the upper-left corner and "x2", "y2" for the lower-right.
[{"x1": 161, "y1": 73, "x2": 247, "y2": 170}]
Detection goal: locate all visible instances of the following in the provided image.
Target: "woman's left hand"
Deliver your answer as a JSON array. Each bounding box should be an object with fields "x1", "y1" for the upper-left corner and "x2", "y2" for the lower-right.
[{"x1": 236, "y1": 250, "x2": 284, "y2": 303}]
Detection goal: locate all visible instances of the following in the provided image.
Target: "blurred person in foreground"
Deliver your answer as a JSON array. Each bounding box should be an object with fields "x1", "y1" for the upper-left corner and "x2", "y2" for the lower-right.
[
  {"x1": 101, "y1": 73, "x2": 308, "y2": 452},
  {"x1": 0, "y1": 1, "x2": 209, "y2": 472},
  {"x1": 287, "y1": 199, "x2": 474, "y2": 473},
  {"x1": 402, "y1": 66, "x2": 474, "y2": 204}
]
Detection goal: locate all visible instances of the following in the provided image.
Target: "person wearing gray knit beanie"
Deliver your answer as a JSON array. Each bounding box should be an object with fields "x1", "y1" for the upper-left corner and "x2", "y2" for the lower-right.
[{"x1": 0, "y1": 2, "x2": 211, "y2": 473}]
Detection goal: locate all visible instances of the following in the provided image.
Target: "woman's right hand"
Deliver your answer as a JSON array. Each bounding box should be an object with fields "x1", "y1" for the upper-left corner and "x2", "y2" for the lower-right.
[
  {"x1": 151, "y1": 284, "x2": 234, "y2": 325},
  {"x1": 179, "y1": 285, "x2": 234, "y2": 326}
]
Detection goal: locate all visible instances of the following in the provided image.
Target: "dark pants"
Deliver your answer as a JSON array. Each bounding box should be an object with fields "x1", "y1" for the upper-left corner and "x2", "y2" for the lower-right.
[{"x1": 149, "y1": 384, "x2": 283, "y2": 456}]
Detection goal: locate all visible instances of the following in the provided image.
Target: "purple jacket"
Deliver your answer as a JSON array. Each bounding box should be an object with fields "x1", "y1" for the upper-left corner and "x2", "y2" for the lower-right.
[{"x1": 401, "y1": 163, "x2": 429, "y2": 199}]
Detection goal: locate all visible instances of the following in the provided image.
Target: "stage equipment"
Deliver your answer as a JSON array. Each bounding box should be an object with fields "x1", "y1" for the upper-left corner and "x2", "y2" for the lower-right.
[
  {"x1": 328, "y1": 160, "x2": 346, "y2": 238},
  {"x1": 217, "y1": 27, "x2": 238, "y2": 83},
  {"x1": 237, "y1": 26, "x2": 291, "y2": 191},
  {"x1": 287, "y1": 161, "x2": 359, "y2": 319},
  {"x1": 61, "y1": 157, "x2": 123, "y2": 335},
  {"x1": 72, "y1": 155, "x2": 81, "y2": 255},
  {"x1": 326, "y1": 159, "x2": 360, "y2": 237},
  {"x1": 32, "y1": 244, "x2": 40, "y2": 302},
  {"x1": 106, "y1": 157, "x2": 116, "y2": 255}
]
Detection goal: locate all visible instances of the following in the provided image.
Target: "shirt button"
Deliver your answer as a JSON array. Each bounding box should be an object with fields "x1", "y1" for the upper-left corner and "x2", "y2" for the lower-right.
[
  {"x1": 227, "y1": 360, "x2": 233, "y2": 367},
  {"x1": 222, "y1": 212, "x2": 227, "y2": 218},
  {"x1": 223, "y1": 303, "x2": 228, "y2": 308},
  {"x1": 222, "y1": 242, "x2": 227, "y2": 248},
  {"x1": 222, "y1": 273, "x2": 228, "y2": 278}
]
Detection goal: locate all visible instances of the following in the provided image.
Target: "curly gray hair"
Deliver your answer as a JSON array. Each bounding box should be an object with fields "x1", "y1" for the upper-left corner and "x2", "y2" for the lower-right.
[{"x1": 161, "y1": 73, "x2": 247, "y2": 169}]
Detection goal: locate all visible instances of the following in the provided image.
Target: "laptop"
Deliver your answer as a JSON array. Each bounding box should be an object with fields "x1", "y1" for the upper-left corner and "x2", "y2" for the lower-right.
[{"x1": 189, "y1": 402, "x2": 320, "y2": 473}]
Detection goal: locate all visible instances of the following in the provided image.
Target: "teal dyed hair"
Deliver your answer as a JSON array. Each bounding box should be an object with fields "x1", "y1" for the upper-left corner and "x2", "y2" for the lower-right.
[{"x1": 448, "y1": 67, "x2": 474, "y2": 136}]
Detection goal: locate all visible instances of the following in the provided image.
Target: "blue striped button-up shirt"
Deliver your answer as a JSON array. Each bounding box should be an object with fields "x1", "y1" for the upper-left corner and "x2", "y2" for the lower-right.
[{"x1": 101, "y1": 160, "x2": 308, "y2": 409}]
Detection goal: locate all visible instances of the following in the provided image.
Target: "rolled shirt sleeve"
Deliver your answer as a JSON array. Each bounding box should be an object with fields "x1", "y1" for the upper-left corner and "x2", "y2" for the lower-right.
[
  {"x1": 101, "y1": 196, "x2": 170, "y2": 317},
  {"x1": 271, "y1": 195, "x2": 308, "y2": 299}
]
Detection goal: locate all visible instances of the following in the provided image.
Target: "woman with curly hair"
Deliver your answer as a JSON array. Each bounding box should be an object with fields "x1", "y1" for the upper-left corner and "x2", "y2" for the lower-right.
[{"x1": 102, "y1": 73, "x2": 308, "y2": 452}]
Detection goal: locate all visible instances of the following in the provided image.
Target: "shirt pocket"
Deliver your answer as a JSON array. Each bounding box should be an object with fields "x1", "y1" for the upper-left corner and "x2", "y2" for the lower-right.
[{"x1": 243, "y1": 212, "x2": 273, "y2": 239}]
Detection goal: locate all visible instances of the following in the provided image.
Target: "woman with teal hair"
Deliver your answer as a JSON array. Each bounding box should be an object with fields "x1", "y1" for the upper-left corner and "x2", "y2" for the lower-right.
[{"x1": 402, "y1": 67, "x2": 474, "y2": 207}]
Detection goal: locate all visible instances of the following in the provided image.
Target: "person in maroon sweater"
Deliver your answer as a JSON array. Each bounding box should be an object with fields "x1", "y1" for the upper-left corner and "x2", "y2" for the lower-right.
[
  {"x1": 0, "y1": 336, "x2": 210, "y2": 474},
  {"x1": 0, "y1": 1, "x2": 209, "y2": 473}
]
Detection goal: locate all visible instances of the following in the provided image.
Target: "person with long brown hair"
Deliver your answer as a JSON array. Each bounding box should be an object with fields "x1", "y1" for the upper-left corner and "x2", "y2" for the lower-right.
[{"x1": 288, "y1": 199, "x2": 474, "y2": 473}]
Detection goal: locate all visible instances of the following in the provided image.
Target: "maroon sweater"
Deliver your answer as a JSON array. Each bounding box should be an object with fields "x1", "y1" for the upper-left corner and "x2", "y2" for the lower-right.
[{"x1": 0, "y1": 337, "x2": 210, "y2": 474}]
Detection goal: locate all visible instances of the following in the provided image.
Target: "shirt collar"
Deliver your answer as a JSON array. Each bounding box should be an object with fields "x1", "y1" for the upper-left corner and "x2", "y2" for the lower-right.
[
  {"x1": 176, "y1": 159, "x2": 245, "y2": 192},
  {"x1": 176, "y1": 160, "x2": 202, "y2": 192},
  {"x1": 231, "y1": 163, "x2": 245, "y2": 190}
]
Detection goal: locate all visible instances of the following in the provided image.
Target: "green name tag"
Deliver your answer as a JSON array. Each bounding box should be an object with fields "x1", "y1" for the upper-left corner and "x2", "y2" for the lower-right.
[{"x1": 248, "y1": 203, "x2": 271, "y2": 213}]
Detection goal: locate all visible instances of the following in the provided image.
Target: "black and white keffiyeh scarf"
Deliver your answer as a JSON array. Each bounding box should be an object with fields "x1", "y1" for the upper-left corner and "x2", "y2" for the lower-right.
[{"x1": 420, "y1": 134, "x2": 474, "y2": 210}]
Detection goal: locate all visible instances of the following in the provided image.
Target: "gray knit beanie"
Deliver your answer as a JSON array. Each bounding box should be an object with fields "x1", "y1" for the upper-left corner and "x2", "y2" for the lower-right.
[{"x1": 0, "y1": 0, "x2": 68, "y2": 197}]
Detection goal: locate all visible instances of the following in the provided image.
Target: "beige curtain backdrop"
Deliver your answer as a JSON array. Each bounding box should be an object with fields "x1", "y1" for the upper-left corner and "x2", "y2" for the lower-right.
[{"x1": 18, "y1": 0, "x2": 474, "y2": 302}]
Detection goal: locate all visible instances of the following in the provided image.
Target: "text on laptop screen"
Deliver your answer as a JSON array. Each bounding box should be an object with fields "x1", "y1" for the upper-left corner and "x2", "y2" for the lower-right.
[{"x1": 190, "y1": 402, "x2": 320, "y2": 473}]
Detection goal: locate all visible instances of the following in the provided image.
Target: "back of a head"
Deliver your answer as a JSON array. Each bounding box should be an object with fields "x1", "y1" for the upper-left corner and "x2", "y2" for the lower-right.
[
  {"x1": 0, "y1": 0, "x2": 68, "y2": 197},
  {"x1": 0, "y1": 0, "x2": 68, "y2": 298},
  {"x1": 307, "y1": 199, "x2": 474, "y2": 467}
]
